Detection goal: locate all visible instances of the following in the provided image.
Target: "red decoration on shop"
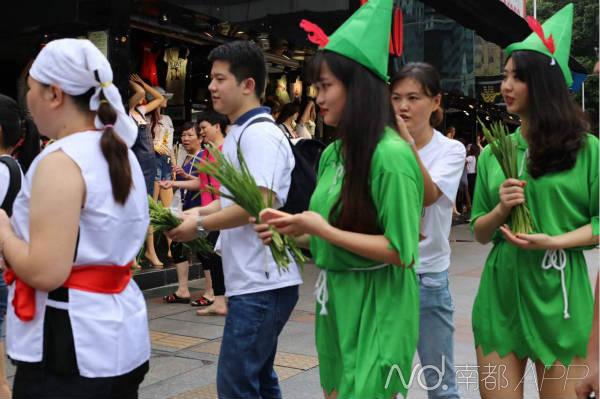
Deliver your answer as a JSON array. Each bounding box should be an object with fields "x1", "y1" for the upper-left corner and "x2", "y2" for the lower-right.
[
  {"x1": 526, "y1": 16, "x2": 555, "y2": 54},
  {"x1": 393, "y1": 7, "x2": 403, "y2": 56},
  {"x1": 388, "y1": 6, "x2": 404, "y2": 56},
  {"x1": 300, "y1": 19, "x2": 329, "y2": 48},
  {"x1": 358, "y1": 0, "x2": 403, "y2": 57},
  {"x1": 140, "y1": 41, "x2": 159, "y2": 86}
]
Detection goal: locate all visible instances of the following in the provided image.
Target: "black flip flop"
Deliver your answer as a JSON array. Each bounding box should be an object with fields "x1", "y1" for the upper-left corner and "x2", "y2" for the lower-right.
[
  {"x1": 163, "y1": 292, "x2": 191, "y2": 304},
  {"x1": 190, "y1": 296, "x2": 214, "y2": 307}
]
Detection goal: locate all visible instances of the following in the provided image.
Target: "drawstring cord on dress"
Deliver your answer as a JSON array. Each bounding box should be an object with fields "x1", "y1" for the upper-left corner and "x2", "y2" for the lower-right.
[{"x1": 519, "y1": 149, "x2": 569, "y2": 319}]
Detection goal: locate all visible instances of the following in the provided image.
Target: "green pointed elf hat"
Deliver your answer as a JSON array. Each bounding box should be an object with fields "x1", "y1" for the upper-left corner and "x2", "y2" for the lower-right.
[
  {"x1": 505, "y1": 3, "x2": 574, "y2": 86},
  {"x1": 300, "y1": 0, "x2": 393, "y2": 81}
]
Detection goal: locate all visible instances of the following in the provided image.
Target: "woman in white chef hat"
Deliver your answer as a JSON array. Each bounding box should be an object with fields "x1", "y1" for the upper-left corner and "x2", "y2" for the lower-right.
[{"x1": 0, "y1": 38, "x2": 150, "y2": 398}]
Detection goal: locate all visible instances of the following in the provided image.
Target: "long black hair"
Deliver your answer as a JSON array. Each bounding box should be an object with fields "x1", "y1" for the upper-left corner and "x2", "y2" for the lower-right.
[
  {"x1": 0, "y1": 94, "x2": 40, "y2": 172},
  {"x1": 307, "y1": 51, "x2": 391, "y2": 234},
  {"x1": 510, "y1": 51, "x2": 588, "y2": 178}
]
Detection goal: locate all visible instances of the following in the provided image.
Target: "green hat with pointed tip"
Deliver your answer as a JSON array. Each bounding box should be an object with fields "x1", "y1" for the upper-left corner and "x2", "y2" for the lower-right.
[
  {"x1": 505, "y1": 3, "x2": 574, "y2": 86},
  {"x1": 324, "y1": 0, "x2": 393, "y2": 82}
]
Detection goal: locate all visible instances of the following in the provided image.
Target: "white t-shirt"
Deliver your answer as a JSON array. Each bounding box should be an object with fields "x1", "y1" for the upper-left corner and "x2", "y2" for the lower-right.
[
  {"x1": 417, "y1": 130, "x2": 466, "y2": 274},
  {"x1": 466, "y1": 155, "x2": 477, "y2": 174},
  {"x1": 217, "y1": 110, "x2": 303, "y2": 297},
  {"x1": 153, "y1": 114, "x2": 174, "y2": 151}
]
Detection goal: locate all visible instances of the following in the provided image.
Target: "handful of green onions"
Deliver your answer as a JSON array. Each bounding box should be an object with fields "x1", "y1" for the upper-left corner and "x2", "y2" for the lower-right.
[
  {"x1": 145, "y1": 196, "x2": 213, "y2": 256},
  {"x1": 196, "y1": 144, "x2": 307, "y2": 275},
  {"x1": 478, "y1": 119, "x2": 534, "y2": 234}
]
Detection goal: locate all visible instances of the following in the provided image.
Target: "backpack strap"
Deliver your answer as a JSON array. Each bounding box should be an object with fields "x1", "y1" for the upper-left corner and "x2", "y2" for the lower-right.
[
  {"x1": 0, "y1": 156, "x2": 21, "y2": 217},
  {"x1": 236, "y1": 117, "x2": 275, "y2": 147}
]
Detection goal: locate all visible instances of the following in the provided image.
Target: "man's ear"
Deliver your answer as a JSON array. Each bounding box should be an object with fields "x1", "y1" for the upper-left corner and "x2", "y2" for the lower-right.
[{"x1": 241, "y1": 77, "x2": 257, "y2": 96}]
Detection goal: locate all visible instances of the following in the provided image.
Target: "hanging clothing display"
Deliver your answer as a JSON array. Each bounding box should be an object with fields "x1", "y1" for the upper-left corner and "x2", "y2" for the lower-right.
[
  {"x1": 275, "y1": 75, "x2": 290, "y2": 104},
  {"x1": 164, "y1": 47, "x2": 189, "y2": 105},
  {"x1": 307, "y1": 84, "x2": 318, "y2": 98},
  {"x1": 140, "y1": 42, "x2": 159, "y2": 86},
  {"x1": 292, "y1": 77, "x2": 303, "y2": 101}
]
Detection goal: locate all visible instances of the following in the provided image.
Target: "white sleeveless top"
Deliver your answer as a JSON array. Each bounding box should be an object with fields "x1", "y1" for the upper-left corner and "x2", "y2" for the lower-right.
[{"x1": 6, "y1": 131, "x2": 150, "y2": 378}]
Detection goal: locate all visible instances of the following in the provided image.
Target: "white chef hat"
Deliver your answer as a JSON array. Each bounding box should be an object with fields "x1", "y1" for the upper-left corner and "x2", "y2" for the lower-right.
[{"x1": 29, "y1": 38, "x2": 137, "y2": 147}]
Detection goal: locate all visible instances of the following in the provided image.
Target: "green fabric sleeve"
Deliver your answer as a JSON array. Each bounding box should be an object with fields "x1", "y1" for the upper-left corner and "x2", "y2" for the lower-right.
[
  {"x1": 588, "y1": 135, "x2": 599, "y2": 236},
  {"x1": 470, "y1": 147, "x2": 494, "y2": 233},
  {"x1": 371, "y1": 170, "x2": 422, "y2": 267}
]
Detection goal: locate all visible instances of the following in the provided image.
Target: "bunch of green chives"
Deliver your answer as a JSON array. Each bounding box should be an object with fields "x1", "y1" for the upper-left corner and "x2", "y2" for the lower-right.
[
  {"x1": 478, "y1": 119, "x2": 534, "y2": 234},
  {"x1": 144, "y1": 196, "x2": 213, "y2": 257},
  {"x1": 196, "y1": 144, "x2": 307, "y2": 274}
]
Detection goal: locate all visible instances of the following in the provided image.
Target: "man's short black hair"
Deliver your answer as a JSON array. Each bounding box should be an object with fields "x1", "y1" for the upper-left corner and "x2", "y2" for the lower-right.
[
  {"x1": 208, "y1": 41, "x2": 267, "y2": 100},
  {"x1": 197, "y1": 111, "x2": 229, "y2": 134}
]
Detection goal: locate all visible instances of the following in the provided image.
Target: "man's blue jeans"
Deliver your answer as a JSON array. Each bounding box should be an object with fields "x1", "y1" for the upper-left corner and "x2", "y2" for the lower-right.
[
  {"x1": 217, "y1": 285, "x2": 299, "y2": 399},
  {"x1": 417, "y1": 270, "x2": 460, "y2": 399}
]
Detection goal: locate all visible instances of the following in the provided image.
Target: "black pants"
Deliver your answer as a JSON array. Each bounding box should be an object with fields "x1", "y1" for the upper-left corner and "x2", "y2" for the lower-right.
[
  {"x1": 467, "y1": 173, "x2": 477, "y2": 205},
  {"x1": 169, "y1": 232, "x2": 226, "y2": 296},
  {"x1": 13, "y1": 289, "x2": 149, "y2": 399},
  {"x1": 14, "y1": 361, "x2": 148, "y2": 399},
  {"x1": 201, "y1": 232, "x2": 225, "y2": 296}
]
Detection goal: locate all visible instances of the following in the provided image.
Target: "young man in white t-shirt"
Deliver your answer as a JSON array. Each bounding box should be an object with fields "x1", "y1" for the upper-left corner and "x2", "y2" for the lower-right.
[{"x1": 167, "y1": 41, "x2": 301, "y2": 398}]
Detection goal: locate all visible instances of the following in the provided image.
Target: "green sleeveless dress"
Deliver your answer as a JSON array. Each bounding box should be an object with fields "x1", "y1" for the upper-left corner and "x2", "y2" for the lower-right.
[
  {"x1": 470, "y1": 130, "x2": 598, "y2": 366},
  {"x1": 309, "y1": 128, "x2": 423, "y2": 398}
]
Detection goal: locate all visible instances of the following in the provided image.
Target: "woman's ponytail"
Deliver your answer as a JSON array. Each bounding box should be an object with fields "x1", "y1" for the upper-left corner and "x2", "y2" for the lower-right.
[{"x1": 97, "y1": 93, "x2": 132, "y2": 205}]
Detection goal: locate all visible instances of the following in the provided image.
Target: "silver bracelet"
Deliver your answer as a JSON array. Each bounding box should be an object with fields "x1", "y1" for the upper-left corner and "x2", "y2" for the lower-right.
[{"x1": 196, "y1": 216, "x2": 209, "y2": 238}]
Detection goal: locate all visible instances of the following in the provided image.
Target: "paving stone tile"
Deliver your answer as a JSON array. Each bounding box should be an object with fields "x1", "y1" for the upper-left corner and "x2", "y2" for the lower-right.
[
  {"x1": 189, "y1": 340, "x2": 222, "y2": 356},
  {"x1": 149, "y1": 318, "x2": 224, "y2": 340},
  {"x1": 274, "y1": 352, "x2": 319, "y2": 370}
]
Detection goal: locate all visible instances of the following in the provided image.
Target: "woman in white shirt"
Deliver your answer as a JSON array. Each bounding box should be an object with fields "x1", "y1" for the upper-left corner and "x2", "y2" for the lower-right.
[
  {"x1": 0, "y1": 39, "x2": 150, "y2": 398},
  {"x1": 390, "y1": 62, "x2": 466, "y2": 399}
]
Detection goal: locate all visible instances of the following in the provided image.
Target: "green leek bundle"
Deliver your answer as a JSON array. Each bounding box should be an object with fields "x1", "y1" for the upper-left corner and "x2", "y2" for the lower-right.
[
  {"x1": 478, "y1": 119, "x2": 534, "y2": 234},
  {"x1": 137, "y1": 197, "x2": 213, "y2": 263},
  {"x1": 196, "y1": 144, "x2": 307, "y2": 275}
]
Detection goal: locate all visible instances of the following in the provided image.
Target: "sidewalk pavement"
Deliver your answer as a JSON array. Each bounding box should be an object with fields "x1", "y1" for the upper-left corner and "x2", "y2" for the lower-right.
[{"x1": 4, "y1": 224, "x2": 598, "y2": 398}]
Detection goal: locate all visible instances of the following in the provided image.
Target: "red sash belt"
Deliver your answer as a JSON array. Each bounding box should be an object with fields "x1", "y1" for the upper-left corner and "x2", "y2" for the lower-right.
[{"x1": 4, "y1": 262, "x2": 133, "y2": 322}]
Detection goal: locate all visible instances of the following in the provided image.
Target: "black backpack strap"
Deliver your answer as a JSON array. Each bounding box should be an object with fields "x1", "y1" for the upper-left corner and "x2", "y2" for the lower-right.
[
  {"x1": 0, "y1": 156, "x2": 21, "y2": 217},
  {"x1": 236, "y1": 117, "x2": 275, "y2": 148}
]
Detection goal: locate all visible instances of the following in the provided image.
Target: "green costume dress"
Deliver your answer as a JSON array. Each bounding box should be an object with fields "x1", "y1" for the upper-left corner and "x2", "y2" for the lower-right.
[
  {"x1": 309, "y1": 128, "x2": 423, "y2": 398},
  {"x1": 470, "y1": 129, "x2": 598, "y2": 366}
]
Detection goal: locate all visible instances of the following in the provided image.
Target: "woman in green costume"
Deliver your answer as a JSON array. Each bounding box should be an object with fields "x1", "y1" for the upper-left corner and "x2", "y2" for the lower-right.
[
  {"x1": 471, "y1": 4, "x2": 598, "y2": 398},
  {"x1": 254, "y1": 1, "x2": 423, "y2": 397}
]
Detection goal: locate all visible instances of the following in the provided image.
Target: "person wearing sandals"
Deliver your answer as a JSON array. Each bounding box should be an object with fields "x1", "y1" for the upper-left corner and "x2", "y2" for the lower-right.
[
  {"x1": 0, "y1": 39, "x2": 150, "y2": 398},
  {"x1": 128, "y1": 73, "x2": 165, "y2": 268},
  {"x1": 161, "y1": 121, "x2": 204, "y2": 304},
  {"x1": 160, "y1": 113, "x2": 228, "y2": 316},
  {"x1": 471, "y1": 5, "x2": 598, "y2": 398}
]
